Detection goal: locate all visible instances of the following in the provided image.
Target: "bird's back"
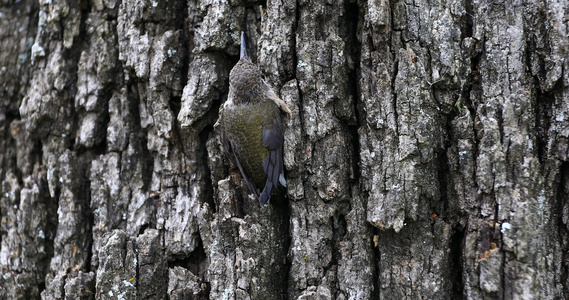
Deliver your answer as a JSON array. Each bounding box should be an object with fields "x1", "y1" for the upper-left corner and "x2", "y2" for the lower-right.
[{"x1": 222, "y1": 99, "x2": 283, "y2": 194}]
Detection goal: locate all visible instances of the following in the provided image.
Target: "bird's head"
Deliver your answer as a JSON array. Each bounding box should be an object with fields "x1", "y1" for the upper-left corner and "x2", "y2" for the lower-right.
[
  {"x1": 227, "y1": 32, "x2": 290, "y2": 117},
  {"x1": 229, "y1": 32, "x2": 266, "y2": 104}
]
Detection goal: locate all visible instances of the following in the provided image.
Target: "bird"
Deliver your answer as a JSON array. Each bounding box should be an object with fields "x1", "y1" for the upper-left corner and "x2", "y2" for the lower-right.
[{"x1": 219, "y1": 32, "x2": 290, "y2": 205}]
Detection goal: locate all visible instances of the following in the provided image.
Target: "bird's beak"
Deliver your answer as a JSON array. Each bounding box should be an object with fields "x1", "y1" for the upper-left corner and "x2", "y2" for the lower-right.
[{"x1": 240, "y1": 31, "x2": 248, "y2": 59}]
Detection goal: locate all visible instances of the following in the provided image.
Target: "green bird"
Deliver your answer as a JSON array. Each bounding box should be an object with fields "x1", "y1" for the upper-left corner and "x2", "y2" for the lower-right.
[{"x1": 219, "y1": 32, "x2": 290, "y2": 205}]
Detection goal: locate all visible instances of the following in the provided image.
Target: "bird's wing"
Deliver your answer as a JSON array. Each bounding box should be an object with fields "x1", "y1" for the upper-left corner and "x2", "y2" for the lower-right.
[{"x1": 259, "y1": 117, "x2": 284, "y2": 204}]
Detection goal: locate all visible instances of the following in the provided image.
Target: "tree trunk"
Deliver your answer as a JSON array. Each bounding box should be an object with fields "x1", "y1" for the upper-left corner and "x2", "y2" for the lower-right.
[{"x1": 1, "y1": 0, "x2": 568, "y2": 299}]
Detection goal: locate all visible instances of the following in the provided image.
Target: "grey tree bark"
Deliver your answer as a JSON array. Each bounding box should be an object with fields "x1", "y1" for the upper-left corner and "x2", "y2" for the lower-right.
[{"x1": 1, "y1": 0, "x2": 568, "y2": 299}]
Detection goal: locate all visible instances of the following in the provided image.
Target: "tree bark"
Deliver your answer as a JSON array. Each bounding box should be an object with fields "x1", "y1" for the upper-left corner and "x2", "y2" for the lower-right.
[{"x1": 1, "y1": 0, "x2": 568, "y2": 299}]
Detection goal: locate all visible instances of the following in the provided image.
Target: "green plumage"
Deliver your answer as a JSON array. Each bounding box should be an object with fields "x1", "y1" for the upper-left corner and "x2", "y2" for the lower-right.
[{"x1": 221, "y1": 98, "x2": 281, "y2": 191}]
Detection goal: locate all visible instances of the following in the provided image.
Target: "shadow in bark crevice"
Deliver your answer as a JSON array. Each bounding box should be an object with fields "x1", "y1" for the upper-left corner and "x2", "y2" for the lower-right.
[
  {"x1": 450, "y1": 223, "x2": 466, "y2": 299},
  {"x1": 556, "y1": 162, "x2": 569, "y2": 299}
]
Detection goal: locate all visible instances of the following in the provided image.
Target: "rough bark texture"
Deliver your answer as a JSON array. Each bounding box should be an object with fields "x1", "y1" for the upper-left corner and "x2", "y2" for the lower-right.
[{"x1": 1, "y1": 0, "x2": 568, "y2": 299}]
